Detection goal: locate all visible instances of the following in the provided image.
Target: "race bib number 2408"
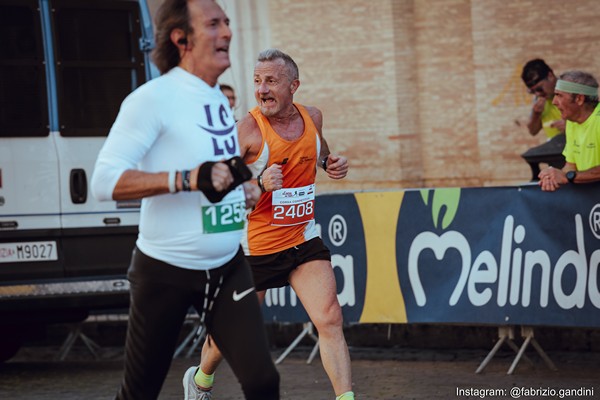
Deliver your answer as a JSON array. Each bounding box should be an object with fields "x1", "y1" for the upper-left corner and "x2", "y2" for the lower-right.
[{"x1": 271, "y1": 184, "x2": 315, "y2": 226}]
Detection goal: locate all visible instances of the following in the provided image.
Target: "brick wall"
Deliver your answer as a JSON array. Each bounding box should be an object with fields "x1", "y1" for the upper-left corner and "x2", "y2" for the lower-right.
[{"x1": 265, "y1": 0, "x2": 600, "y2": 191}]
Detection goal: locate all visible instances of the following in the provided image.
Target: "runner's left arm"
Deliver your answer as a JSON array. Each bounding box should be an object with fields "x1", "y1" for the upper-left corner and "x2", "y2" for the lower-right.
[{"x1": 307, "y1": 106, "x2": 348, "y2": 180}]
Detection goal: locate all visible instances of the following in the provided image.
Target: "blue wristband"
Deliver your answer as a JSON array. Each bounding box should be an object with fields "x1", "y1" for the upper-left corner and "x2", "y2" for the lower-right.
[{"x1": 182, "y1": 170, "x2": 191, "y2": 191}]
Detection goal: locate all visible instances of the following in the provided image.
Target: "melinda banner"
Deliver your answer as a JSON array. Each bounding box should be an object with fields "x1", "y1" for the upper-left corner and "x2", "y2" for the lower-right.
[{"x1": 261, "y1": 183, "x2": 600, "y2": 328}]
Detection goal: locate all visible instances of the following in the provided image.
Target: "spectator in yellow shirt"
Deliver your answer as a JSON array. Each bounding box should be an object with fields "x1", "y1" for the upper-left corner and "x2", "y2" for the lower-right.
[
  {"x1": 538, "y1": 70, "x2": 600, "y2": 191},
  {"x1": 521, "y1": 59, "x2": 565, "y2": 139}
]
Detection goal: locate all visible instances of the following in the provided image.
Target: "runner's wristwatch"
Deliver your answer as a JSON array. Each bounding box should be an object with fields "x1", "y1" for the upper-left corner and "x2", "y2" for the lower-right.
[
  {"x1": 566, "y1": 170, "x2": 577, "y2": 183},
  {"x1": 321, "y1": 158, "x2": 328, "y2": 171}
]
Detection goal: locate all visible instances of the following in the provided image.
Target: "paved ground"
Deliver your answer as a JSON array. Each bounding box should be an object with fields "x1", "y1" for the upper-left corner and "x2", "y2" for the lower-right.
[{"x1": 1, "y1": 343, "x2": 598, "y2": 399}]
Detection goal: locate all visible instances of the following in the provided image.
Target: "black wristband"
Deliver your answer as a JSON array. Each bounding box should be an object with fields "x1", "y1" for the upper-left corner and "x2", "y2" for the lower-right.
[
  {"x1": 182, "y1": 170, "x2": 191, "y2": 191},
  {"x1": 196, "y1": 156, "x2": 253, "y2": 203},
  {"x1": 257, "y1": 174, "x2": 266, "y2": 192}
]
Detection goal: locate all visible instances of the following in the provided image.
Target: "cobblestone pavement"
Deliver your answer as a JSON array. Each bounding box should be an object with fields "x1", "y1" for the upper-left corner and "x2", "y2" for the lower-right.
[{"x1": 1, "y1": 344, "x2": 598, "y2": 399}]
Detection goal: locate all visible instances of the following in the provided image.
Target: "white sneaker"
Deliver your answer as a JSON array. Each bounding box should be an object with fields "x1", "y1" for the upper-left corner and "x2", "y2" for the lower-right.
[{"x1": 183, "y1": 366, "x2": 213, "y2": 400}]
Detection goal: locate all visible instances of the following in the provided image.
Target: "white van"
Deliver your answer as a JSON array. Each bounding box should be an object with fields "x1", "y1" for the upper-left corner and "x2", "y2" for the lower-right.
[{"x1": 0, "y1": 0, "x2": 156, "y2": 361}]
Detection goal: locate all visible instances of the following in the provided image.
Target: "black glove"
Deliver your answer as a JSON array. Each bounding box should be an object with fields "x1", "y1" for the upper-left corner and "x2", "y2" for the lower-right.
[{"x1": 197, "y1": 156, "x2": 252, "y2": 203}]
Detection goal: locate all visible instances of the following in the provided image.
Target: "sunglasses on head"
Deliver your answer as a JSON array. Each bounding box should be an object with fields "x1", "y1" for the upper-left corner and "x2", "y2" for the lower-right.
[{"x1": 527, "y1": 76, "x2": 548, "y2": 95}]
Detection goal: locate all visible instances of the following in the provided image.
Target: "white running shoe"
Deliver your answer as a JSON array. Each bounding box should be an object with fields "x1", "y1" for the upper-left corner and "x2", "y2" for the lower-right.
[{"x1": 183, "y1": 366, "x2": 213, "y2": 400}]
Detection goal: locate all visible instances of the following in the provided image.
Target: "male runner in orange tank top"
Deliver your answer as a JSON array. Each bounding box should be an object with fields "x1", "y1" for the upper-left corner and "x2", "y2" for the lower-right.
[{"x1": 183, "y1": 48, "x2": 354, "y2": 400}]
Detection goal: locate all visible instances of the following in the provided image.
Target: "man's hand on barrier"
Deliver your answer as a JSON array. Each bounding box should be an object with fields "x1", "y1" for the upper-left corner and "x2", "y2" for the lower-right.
[{"x1": 538, "y1": 166, "x2": 566, "y2": 191}]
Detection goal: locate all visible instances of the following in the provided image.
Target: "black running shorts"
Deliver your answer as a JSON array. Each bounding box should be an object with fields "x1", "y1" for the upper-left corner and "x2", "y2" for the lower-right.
[{"x1": 248, "y1": 237, "x2": 331, "y2": 292}]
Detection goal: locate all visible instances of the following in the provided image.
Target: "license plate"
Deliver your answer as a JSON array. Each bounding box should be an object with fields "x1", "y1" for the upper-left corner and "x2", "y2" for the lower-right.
[{"x1": 0, "y1": 241, "x2": 58, "y2": 263}]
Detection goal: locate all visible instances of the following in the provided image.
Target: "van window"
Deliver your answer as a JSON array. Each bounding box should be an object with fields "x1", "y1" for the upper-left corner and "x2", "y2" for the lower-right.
[
  {"x1": 0, "y1": 0, "x2": 48, "y2": 137},
  {"x1": 52, "y1": 0, "x2": 146, "y2": 137}
]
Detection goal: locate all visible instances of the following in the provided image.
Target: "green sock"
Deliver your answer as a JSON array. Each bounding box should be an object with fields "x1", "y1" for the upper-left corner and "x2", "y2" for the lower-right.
[
  {"x1": 193, "y1": 368, "x2": 214, "y2": 389},
  {"x1": 336, "y1": 391, "x2": 355, "y2": 400}
]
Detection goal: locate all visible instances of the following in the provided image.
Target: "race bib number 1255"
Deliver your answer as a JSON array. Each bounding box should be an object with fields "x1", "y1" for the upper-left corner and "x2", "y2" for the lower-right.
[{"x1": 202, "y1": 200, "x2": 246, "y2": 234}]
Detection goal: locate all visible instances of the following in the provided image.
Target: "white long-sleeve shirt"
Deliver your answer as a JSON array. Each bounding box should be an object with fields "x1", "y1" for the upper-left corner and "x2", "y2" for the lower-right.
[{"x1": 91, "y1": 67, "x2": 245, "y2": 270}]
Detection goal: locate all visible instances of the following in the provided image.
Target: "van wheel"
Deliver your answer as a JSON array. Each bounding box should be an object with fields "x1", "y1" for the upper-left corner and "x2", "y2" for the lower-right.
[{"x1": 0, "y1": 327, "x2": 24, "y2": 362}]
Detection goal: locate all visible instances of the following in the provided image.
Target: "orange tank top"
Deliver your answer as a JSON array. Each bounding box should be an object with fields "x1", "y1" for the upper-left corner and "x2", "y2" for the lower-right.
[{"x1": 245, "y1": 104, "x2": 321, "y2": 256}]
